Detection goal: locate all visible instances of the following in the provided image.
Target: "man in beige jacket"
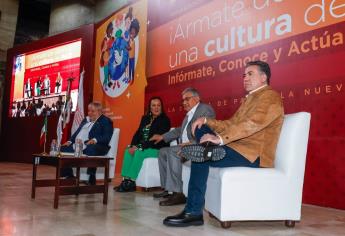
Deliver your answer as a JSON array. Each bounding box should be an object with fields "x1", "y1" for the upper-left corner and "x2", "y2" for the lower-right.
[{"x1": 163, "y1": 60, "x2": 284, "y2": 227}]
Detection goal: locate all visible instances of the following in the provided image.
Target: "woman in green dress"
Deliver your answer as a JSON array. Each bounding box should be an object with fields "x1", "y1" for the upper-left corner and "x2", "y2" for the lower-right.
[{"x1": 115, "y1": 97, "x2": 171, "y2": 192}]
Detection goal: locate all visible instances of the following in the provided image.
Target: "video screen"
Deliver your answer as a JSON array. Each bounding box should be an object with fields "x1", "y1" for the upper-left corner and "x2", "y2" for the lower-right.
[{"x1": 9, "y1": 40, "x2": 82, "y2": 118}]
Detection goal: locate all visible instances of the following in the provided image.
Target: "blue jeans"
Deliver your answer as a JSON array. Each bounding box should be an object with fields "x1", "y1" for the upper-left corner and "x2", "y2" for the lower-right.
[{"x1": 184, "y1": 125, "x2": 260, "y2": 215}]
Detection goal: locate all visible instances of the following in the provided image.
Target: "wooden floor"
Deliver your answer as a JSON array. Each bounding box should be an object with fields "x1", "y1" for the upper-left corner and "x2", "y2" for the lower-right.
[{"x1": 0, "y1": 162, "x2": 344, "y2": 236}]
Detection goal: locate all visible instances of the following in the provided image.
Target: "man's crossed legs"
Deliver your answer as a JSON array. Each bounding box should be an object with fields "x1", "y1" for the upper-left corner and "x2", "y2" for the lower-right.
[{"x1": 163, "y1": 125, "x2": 260, "y2": 227}]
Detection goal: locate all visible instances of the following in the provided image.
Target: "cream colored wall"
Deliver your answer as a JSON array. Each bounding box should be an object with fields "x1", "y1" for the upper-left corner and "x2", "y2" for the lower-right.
[
  {"x1": 49, "y1": 0, "x2": 94, "y2": 36},
  {"x1": 0, "y1": 0, "x2": 19, "y2": 130},
  {"x1": 94, "y1": 0, "x2": 129, "y2": 23},
  {"x1": 49, "y1": 0, "x2": 130, "y2": 36},
  {"x1": 0, "y1": 0, "x2": 19, "y2": 61}
]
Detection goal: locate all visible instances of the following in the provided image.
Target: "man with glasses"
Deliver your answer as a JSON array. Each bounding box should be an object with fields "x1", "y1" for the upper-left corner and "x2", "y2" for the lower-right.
[
  {"x1": 163, "y1": 61, "x2": 284, "y2": 227},
  {"x1": 150, "y1": 88, "x2": 215, "y2": 206}
]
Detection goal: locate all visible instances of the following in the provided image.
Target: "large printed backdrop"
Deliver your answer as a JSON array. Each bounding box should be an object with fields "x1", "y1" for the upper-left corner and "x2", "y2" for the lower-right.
[
  {"x1": 146, "y1": 0, "x2": 345, "y2": 209},
  {"x1": 93, "y1": 0, "x2": 148, "y2": 172}
]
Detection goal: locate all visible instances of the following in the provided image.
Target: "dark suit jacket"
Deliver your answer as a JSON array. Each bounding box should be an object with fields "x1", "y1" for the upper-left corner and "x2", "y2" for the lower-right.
[
  {"x1": 70, "y1": 114, "x2": 113, "y2": 150},
  {"x1": 131, "y1": 114, "x2": 171, "y2": 149}
]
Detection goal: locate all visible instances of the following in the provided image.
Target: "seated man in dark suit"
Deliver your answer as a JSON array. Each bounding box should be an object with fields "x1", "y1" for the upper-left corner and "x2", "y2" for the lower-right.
[{"x1": 60, "y1": 102, "x2": 113, "y2": 185}]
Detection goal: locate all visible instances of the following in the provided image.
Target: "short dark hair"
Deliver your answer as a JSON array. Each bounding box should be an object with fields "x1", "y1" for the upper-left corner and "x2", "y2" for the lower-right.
[
  {"x1": 130, "y1": 18, "x2": 140, "y2": 37},
  {"x1": 106, "y1": 22, "x2": 113, "y2": 32},
  {"x1": 125, "y1": 7, "x2": 133, "y2": 20},
  {"x1": 146, "y1": 96, "x2": 165, "y2": 116},
  {"x1": 246, "y1": 61, "x2": 271, "y2": 85}
]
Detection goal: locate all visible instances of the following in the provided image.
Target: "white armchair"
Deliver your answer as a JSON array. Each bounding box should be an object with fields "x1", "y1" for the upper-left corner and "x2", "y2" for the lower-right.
[
  {"x1": 182, "y1": 112, "x2": 311, "y2": 228},
  {"x1": 136, "y1": 158, "x2": 161, "y2": 188},
  {"x1": 136, "y1": 138, "x2": 178, "y2": 189},
  {"x1": 78, "y1": 128, "x2": 120, "y2": 180}
]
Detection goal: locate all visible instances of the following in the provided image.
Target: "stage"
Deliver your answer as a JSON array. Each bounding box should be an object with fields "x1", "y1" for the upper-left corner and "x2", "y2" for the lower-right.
[{"x1": 0, "y1": 162, "x2": 344, "y2": 236}]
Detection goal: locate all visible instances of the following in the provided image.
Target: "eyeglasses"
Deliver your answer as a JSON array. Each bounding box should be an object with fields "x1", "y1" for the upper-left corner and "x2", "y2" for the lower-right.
[{"x1": 181, "y1": 96, "x2": 195, "y2": 103}]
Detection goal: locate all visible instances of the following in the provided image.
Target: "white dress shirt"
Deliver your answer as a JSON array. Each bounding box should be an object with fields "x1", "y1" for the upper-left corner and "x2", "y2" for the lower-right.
[
  {"x1": 246, "y1": 84, "x2": 267, "y2": 97},
  {"x1": 181, "y1": 103, "x2": 199, "y2": 143},
  {"x1": 75, "y1": 118, "x2": 95, "y2": 150}
]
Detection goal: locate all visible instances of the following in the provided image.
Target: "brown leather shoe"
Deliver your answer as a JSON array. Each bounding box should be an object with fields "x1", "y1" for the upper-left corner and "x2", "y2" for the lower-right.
[
  {"x1": 153, "y1": 191, "x2": 170, "y2": 198},
  {"x1": 159, "y1": 192, "x2": 186, "y2": 206}
]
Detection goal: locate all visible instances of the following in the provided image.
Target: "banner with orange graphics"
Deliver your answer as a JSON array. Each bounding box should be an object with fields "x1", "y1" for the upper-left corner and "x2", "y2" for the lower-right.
[
  {"x1": 146, "y1": 0, "x2": 345, "y2": 210},
  {"x1": 147, "y1": 0, "x2": 345, "y2": 77},
  {"x1": 93, "y1": 0, "x2": 148, "y2": 172}
]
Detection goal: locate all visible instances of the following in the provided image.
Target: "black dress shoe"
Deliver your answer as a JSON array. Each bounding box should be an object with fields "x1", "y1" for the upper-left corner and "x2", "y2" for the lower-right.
[
  {"x1": 180, "y1": 143, "x2": 226, "y2": 162},
  {"x1": 153, "y1": 191, "x2": 170, "y2": 198},
  {"x1": 113, "y1": 182, "x2": 123, "y2": 191},
  {"x1": 114, "y1": 179, "x2": 128, "y2": 191},
  {"x1": 163, "y1": 210, "x2": 204, "y2": 227},
  {"x1": 116, "y1": 179, "x2": 136, "y2": 192}
]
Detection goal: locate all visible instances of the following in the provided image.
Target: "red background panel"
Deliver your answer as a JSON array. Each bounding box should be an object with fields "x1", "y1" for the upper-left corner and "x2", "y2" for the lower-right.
[{"x1": 146, "y1": 22, "x2": 345, "y2": 209}]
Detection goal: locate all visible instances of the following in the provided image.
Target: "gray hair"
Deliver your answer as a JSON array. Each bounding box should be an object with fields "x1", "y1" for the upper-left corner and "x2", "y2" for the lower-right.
[
  {"x1": 182, "y1": 87, "x2": 200, "y2": 98},
  {"x1": 89, "y1": 101, "x2": 103, "y2": 112}
]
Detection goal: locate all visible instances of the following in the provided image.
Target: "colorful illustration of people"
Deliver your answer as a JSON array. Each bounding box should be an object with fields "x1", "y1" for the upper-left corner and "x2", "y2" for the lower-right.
[
  {"x1": 127, "y1": 18, "x2": 139, "y2": 85},
  {"x1": 100, "y1": 23, "x2": 115, "y2": 91},
  {"x1": 55, "y1": 72, "x2": 63, "y2": 94},
  {"x1": 99, "y1": 7, "x2": 141, "y2": 98}
]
